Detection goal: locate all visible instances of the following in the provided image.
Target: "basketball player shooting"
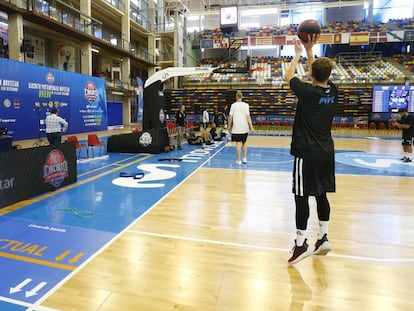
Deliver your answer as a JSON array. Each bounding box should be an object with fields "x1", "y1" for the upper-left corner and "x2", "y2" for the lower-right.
[{"x1": 284, "y1": 31, "x2": 339, "y2": 265}]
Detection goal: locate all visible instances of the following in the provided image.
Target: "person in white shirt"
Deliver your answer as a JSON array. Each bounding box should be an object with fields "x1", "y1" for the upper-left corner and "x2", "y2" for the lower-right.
[
  {"x1": 228, "y1": 90, "x2": 254, "y2": 165},
  {"x1": 202, "y1": 107, "x2": 210, "y2": 129},
  {"x1": 45, "y1": 108, "x2": 68, "y2": 145}
]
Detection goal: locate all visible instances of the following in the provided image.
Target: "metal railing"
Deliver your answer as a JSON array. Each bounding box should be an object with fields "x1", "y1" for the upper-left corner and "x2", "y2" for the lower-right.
[
  {"x1": 104, "y1": 0, "x2": 125, "y2": 12},
  {"x1": 130, "y1": 10, "x2": 151, "y2": 31},
  {"x1": 4, "y1": 0, "x2": 155, "y2": 64}
]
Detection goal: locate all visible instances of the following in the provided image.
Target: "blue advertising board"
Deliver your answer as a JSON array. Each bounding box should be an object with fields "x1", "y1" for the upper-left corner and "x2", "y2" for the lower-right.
[{"x1": 0, "y1": 58, "x2": 107, "y2": 140}]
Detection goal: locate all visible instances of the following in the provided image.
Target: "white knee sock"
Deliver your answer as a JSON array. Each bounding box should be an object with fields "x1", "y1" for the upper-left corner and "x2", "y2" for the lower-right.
[
  {"x1": 296, "y1": 230, "x2": 306, "y2": 246},
  {"x1": 318, "y1": 221, "x2": 329, "y2": 239}
]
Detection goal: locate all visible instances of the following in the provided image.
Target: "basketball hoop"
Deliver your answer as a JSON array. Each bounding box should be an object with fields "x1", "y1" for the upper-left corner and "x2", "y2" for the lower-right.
[
  {"x1": 249, "y1": 66, "x2": 266, "y2": 85},
  {"x1": 255, "y1": 66, "x2": 265, "y2": 85}
]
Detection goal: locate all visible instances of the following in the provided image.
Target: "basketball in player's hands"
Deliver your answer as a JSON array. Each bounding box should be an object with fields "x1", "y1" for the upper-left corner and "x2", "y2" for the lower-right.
[{"x1": 297, "y1": 20, "x2": 321, "y2": 42}]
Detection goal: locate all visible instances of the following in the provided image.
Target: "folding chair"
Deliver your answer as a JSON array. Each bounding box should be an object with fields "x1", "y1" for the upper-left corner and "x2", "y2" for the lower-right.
[
  {"x1": 378, "y1": 122, "x2": 387, "y2": 135},
  {"x1": 368, "y1": 122, "x2": 377, "y2": 134},
  {"x1": 87, "y1": 134, "x2": 106, "y2": 157},
  {"x1": 67, "y1": 135, "x2": 88, "y2": 159}
]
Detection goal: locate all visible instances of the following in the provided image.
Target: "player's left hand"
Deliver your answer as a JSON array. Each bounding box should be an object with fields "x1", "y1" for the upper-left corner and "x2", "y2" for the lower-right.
[
  {"x1": 294, "y1": 39, "x2": 303, "y2": 55},
  {"x1": 302, "y1": 33, "x2": 319, "y2": 50}
]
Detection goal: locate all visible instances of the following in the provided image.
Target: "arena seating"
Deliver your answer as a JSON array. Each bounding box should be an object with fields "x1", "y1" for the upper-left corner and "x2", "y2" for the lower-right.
[
  {"x1": 198, "y1": 18, "x2": 414, "y2": 40},
  {"x1": 185, "y1": 55, "x2": 405, "y2": 85},
  {"x1": 394, "y1": 54, "x2": 414, "y2": 72}
]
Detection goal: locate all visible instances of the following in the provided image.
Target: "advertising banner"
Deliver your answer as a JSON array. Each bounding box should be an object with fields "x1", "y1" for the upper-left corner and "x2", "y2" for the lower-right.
[
  {"x1": 107, "y1": 128, "x2": 168, "y2": 154},
  {"x1": 0, "y1": 143, "x2": 77, "y2": 209},
  {"x1": 0, "y1": 58, "x2": 107, "y2": 141}
]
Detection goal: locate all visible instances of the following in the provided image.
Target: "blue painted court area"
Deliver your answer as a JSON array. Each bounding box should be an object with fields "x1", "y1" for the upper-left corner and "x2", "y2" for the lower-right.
[
  {"x1": 206, "y1": 145, "x2": 414, "y2": 177},
  {"x1": 0, "y1": 141, "x2": 226, "y2": 310},
  {"x1": 0, "y1": 301, "x2": 28, "y2": 311},
  {"x1": 0, "y1": 216, "x2": 114, "y2": 304}
]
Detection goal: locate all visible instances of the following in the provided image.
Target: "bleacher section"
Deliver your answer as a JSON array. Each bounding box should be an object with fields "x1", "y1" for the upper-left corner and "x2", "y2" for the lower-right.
[
  {"x1": 164, "y1": 86, "x2": 385, "y2": 133},
  {"x1": 394, "y1": 54, "x2": 414, "y2": 73},
  {"x1": 185, "y1": 55, "x2": 406, "y2": 85}
]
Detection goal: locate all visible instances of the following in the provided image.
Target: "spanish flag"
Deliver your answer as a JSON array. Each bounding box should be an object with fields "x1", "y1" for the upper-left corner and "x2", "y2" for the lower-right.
[{"x1": 350, "y1": 32, "x2": 370, "y2": 45}]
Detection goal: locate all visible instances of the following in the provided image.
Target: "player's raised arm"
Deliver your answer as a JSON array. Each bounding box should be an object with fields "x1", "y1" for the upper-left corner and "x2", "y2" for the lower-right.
[
  {"x1": 303, "y1": 33, "x2": 319, "y2": 76},
  {"x1": 284, "y1": 40, "x2": 303, "y2": 83}
]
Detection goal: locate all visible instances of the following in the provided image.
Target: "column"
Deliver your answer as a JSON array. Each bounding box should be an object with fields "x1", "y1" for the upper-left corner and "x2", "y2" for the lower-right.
[
  {"x1": 80, "y1": 0, "x2": 92, "y2": 75},
  {"x1": 121, "y1": 0, "x2": 132, "y2": 126},
  {"x1": 7, "y1": 13, "x2": 24, "y2": 62}
]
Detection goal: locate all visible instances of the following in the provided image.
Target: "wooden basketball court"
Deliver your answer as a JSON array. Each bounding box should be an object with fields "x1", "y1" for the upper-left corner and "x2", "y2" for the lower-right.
[{"x1": 10, "y1": 131, "x2": 408, "y2": 311}]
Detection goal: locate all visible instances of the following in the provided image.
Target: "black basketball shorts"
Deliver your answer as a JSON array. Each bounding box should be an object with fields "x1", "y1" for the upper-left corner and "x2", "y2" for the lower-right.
[
  {"x1": 231, "y1": 133, "x2": 248, "y2": 143},
  {"x1": 401, "y1": 137, "x2": 413, "y2": 146},
  {"x1": 292, "y1": 152, "x2": 336, "y2": 196}
]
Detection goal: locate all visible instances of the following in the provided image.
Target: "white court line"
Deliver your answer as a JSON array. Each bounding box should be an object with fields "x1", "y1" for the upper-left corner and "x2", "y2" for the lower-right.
[{"x1": 130, "y1": 230, "x2": 414, "y2": 264}]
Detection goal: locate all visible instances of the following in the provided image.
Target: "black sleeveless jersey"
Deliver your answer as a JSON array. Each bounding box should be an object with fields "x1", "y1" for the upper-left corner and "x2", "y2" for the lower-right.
[
  {"x1": 175, "y1": 110, "x2": 186, "y2": 127},
  {"x1": 289, "y1": 77, "x2": 338, "y2": 157},
  {"x1": 400, "y1": 113, "x2": 414, "y2": 139}
]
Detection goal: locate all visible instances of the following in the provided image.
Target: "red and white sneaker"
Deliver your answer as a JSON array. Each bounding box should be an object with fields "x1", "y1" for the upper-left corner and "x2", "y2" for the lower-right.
[
  {"x1": 313, "y1": 234, "x2": 331, "y2": 255},
  {"x1": 288, "y1": 239, "x2": 311, "y2": 265}
]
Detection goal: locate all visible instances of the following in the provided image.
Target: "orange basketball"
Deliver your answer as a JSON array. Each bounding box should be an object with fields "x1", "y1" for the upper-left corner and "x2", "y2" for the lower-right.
[{"x1": 298, "y1": 20, "x2": 321, "y2": 42}]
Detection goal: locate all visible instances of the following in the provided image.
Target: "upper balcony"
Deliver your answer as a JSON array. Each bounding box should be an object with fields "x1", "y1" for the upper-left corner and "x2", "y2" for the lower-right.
[{"x1": 0, "y1": 0, "x2": 156, "y2": 65}]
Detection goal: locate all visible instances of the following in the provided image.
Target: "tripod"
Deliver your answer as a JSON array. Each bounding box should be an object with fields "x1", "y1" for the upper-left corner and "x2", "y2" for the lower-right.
[{"x1": 32, "y1": 108, "x2": 46, "y2": 147}]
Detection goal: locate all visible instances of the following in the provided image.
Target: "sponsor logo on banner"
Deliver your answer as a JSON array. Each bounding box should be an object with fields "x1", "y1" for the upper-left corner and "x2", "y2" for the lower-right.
[
  {"x1": 3, "y1": 99, "x2": 11, "y2": 108},
  {"x1": 43, "y1": 149, "x2": 69, "y2": 187},
  {"x1": 84, "y1": 81, "x2": 98, "y2": 104},
  {"x1": 0, "y1": 177, "x2": 15, "y2": 192},
  {"x1": 139, "y1": 132, "x2": 152, "y2": 147},
  {"x1": 46, "y1": 72, "x2": 55, "y2": 84}
]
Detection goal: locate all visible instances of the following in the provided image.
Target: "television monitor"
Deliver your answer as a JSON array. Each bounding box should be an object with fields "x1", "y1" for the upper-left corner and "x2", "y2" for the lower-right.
[
  {"x1": 372, "y1": 85, "x2": 414, "y2": 113},
  {"x1": 220, "y1": 6, "x2": 238, "y2": 29}
]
